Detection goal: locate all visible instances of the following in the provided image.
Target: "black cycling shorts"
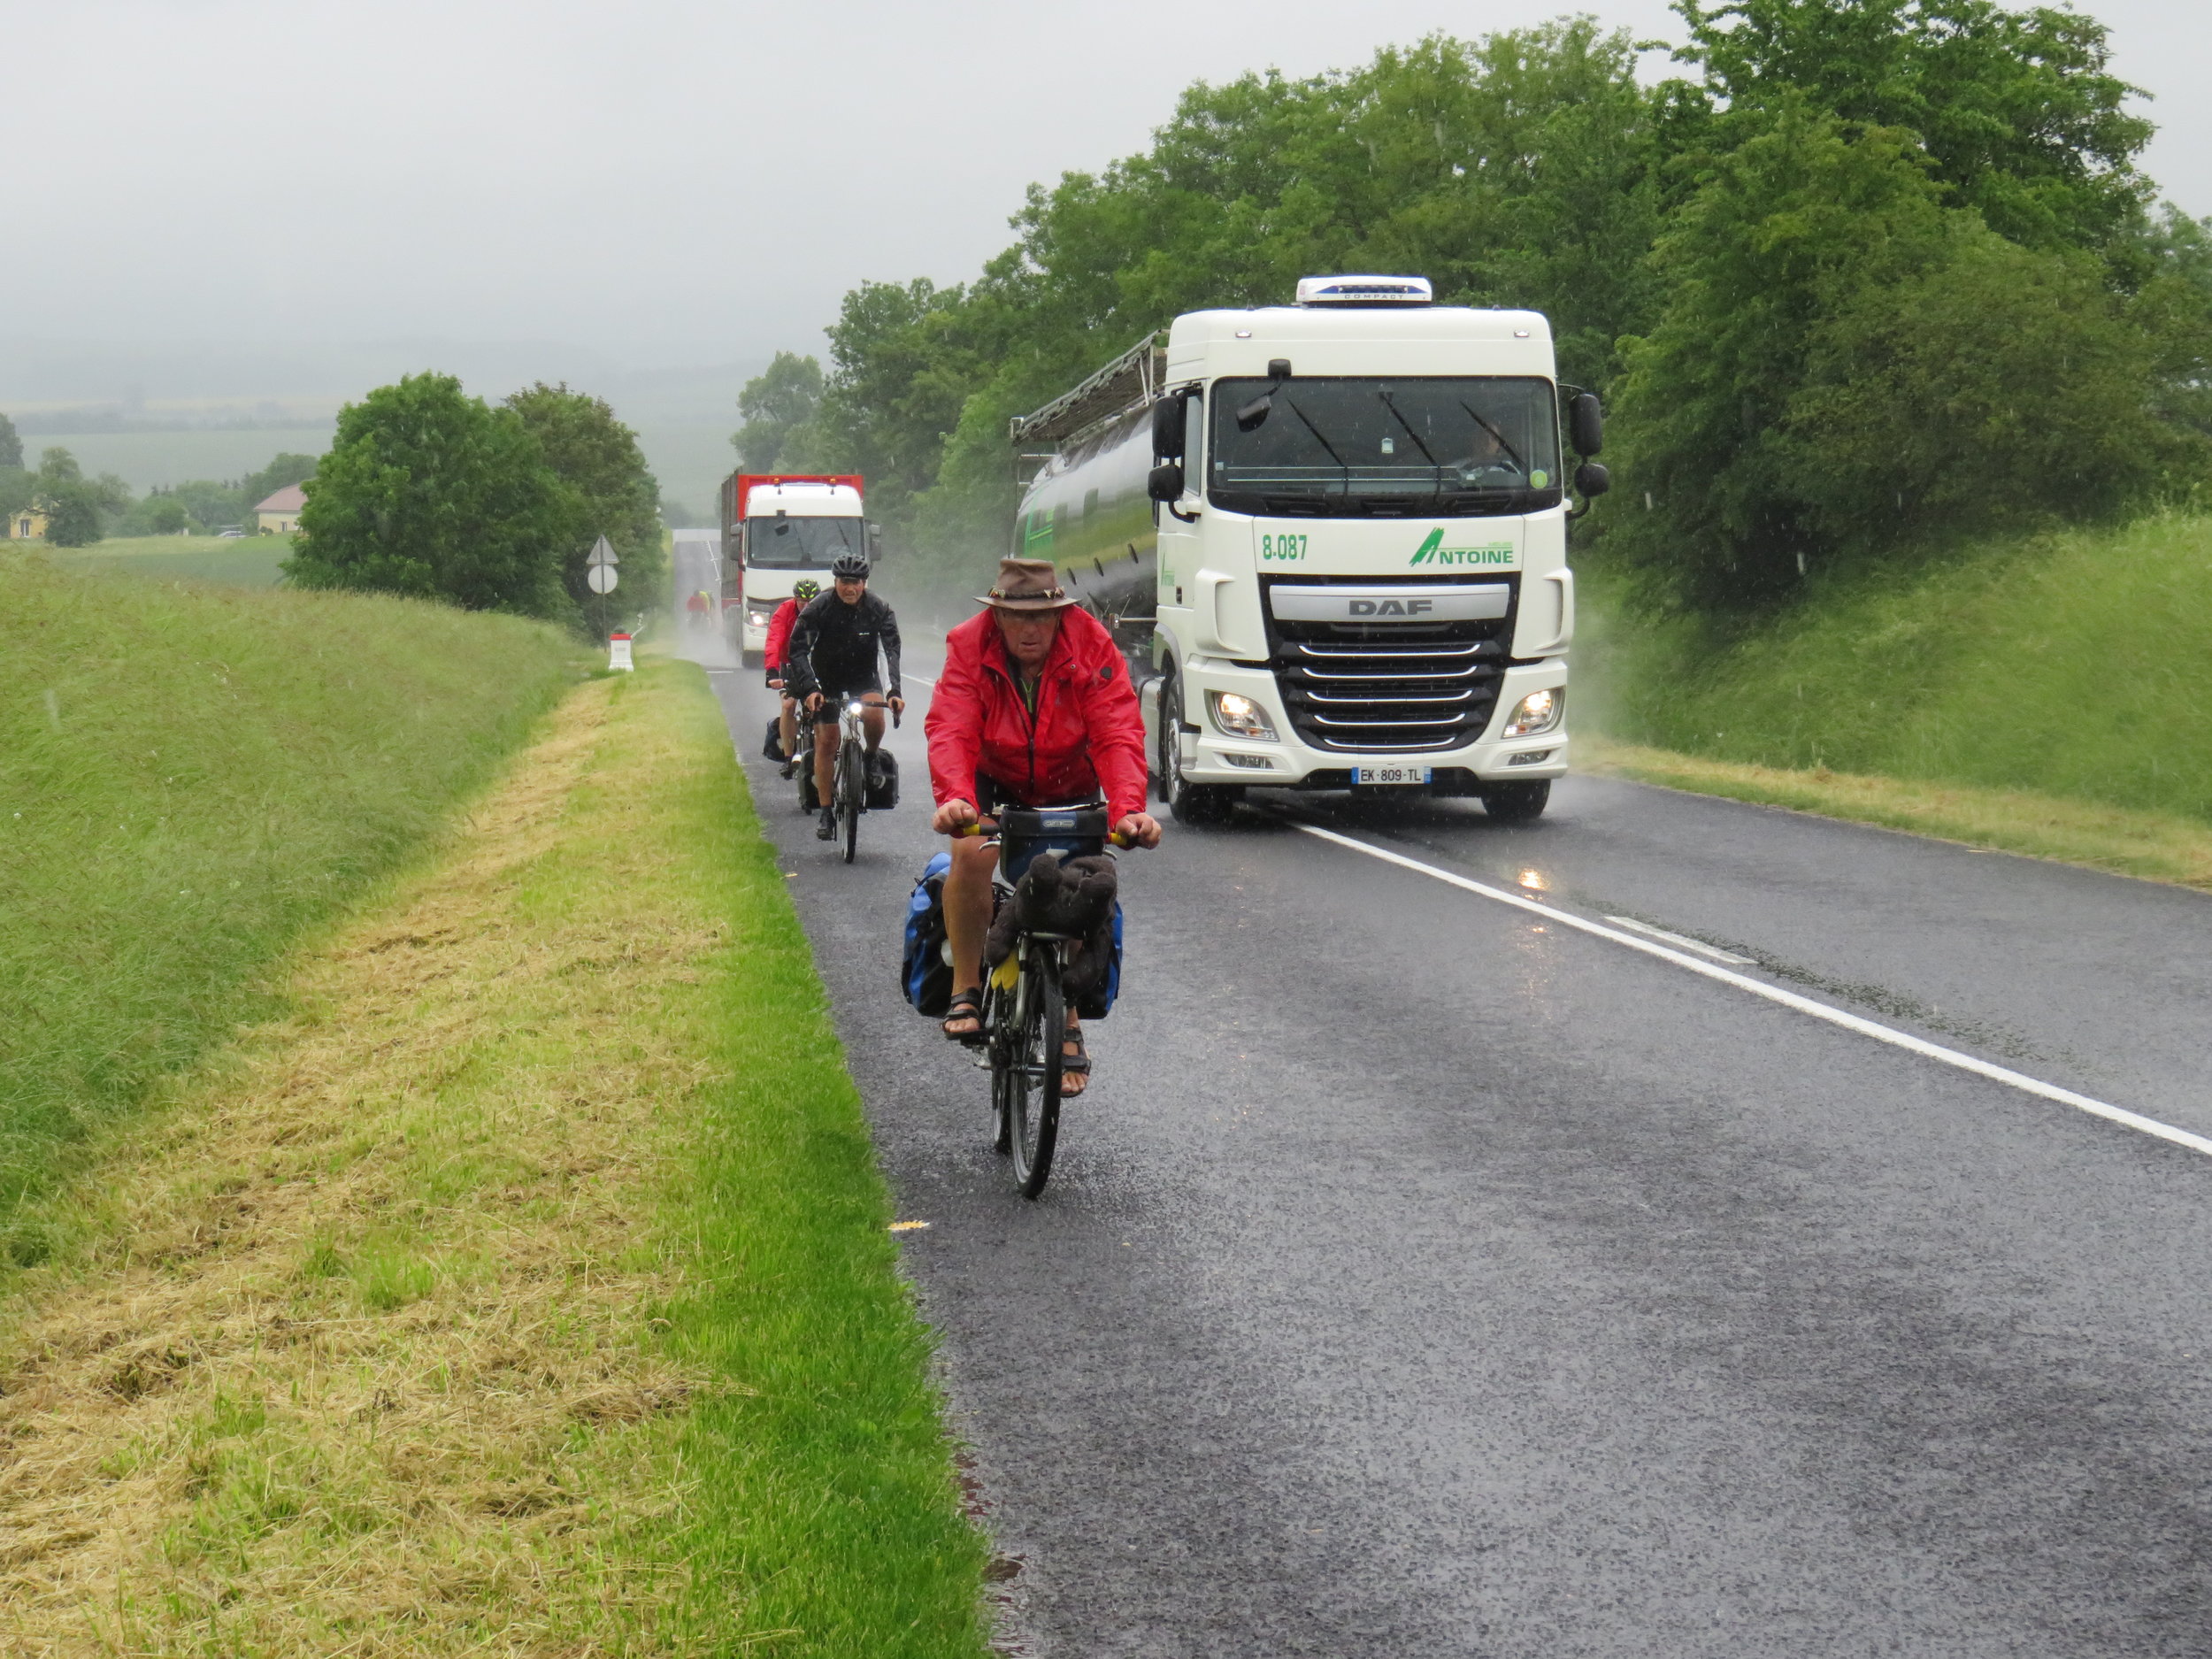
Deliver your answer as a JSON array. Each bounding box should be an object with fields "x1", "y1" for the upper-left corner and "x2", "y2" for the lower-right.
[{"x1": 814, "y1": 677, "x2": 883, "y2": 702}]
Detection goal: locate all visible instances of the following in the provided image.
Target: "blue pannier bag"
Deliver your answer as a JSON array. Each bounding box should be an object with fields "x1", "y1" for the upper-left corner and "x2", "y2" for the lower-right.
[
  {"x1": 901, "y1": 851, "x2": 954, "y2": 1015},
  {"x1": 1072, "y1": 901, "x2": 1124, "y2": 1021}
]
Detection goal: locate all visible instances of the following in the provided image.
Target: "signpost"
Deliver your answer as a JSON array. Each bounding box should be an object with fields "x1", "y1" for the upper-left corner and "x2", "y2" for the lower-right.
[{"x1": 586, "y1": 536, "x2": 619, "y2": 654}]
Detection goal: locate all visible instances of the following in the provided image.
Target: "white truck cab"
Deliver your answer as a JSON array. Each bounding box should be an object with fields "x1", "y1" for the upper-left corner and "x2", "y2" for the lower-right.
[
  {"x1": 719, "y1": 474, "x2": 872, "y2": 664},
  {"x1": 1010, "y1": 275, "x2": 1605, "y2": 822}
]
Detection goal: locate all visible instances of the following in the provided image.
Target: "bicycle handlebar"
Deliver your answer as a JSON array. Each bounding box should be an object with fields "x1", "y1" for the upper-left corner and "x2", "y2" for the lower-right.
[{"x1": 951, "y1": 815, "x2": 1138, "y2": 850}]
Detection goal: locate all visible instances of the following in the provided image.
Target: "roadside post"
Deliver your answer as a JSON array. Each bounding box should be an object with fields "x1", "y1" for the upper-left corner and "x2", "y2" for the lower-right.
[{"x1": 607, "y1": 632, "x2": 634, "y2": 672}]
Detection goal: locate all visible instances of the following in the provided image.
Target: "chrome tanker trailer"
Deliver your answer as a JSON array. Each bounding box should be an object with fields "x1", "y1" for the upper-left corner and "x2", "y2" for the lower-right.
[{"x1": 1006, "y1": 274, "x2": 1608, "y2": 822}]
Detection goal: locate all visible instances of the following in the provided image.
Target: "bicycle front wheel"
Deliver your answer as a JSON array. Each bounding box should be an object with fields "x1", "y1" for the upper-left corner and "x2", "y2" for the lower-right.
[
  {"x1": 838, "y1": 739, "x2": 864, "y2": 864},
  {"x1": 1007, "y1": 948, "x2": 1064, "y2": 1198}
]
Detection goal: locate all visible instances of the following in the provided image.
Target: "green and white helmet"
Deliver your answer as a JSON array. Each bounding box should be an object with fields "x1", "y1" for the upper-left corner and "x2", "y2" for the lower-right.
[{"x1": 793, "y1": 578, "x2": 821, "y2": 601}]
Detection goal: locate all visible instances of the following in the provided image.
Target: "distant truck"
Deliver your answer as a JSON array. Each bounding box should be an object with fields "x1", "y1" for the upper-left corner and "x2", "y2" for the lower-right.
[
  {"x1": 718, "y1": 472, "x2": 879, "y2": 664},
  {"x1": 1007, "y1": 273, "x2": 1608, "y2": 823}
]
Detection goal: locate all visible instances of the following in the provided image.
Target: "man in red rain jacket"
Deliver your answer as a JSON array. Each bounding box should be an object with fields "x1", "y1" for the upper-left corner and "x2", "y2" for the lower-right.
[{"x1": 926, "y1": 557, "x2": 1161, "y2": 1091}]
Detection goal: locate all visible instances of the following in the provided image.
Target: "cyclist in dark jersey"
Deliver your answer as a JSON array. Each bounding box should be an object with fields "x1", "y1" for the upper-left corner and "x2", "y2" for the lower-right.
[{"x1": 786, "y1": 553, "x2": 904, "y2": 839}]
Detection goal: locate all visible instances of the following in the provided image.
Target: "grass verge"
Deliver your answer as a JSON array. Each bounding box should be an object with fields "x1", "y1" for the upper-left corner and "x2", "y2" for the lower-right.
[
  {"x1": 1584, "y1": 511, "x2": 2212, "y2": 822},
  {"x1": 1580, "y1": 733, "x2": 2212, "y2": 890},
  {"x1": 1, "y1": 554, "x2": 575, "y2": 1240},
  {"x1": 0, "y1": 662, "x2": 990, "y2": 1655}
]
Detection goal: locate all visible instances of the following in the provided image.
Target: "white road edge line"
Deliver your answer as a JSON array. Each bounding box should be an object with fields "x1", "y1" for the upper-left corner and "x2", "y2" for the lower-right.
[
  {"x1": 1603, "y1": 915, "x2": 1756, "y2": 964},
  {"x1": 902, "y1": 672, "x2": 937, "y2": 688},
  {"x1": 1294, "y1": 820, "x2": 2212, "y2": 1161}
]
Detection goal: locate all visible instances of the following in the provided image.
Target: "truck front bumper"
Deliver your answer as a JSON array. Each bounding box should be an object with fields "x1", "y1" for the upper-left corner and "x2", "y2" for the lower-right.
[{"x1": 1170, "y1": 658, "x2": 1570, "y2": 787}]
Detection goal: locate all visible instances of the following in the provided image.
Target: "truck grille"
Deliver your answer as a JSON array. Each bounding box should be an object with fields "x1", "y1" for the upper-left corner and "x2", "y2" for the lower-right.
[{"x1": 1263, "y1": 577, "x2": 1515, "y2": 753}]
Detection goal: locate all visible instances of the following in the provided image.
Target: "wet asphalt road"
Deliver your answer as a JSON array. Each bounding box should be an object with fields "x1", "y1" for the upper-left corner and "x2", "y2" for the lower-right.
[{"x1": 701, "y1": 655, "x2": 2212, "y2": 1658}]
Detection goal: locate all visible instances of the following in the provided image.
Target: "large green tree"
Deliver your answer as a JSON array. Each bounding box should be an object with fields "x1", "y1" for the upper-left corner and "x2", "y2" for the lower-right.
[
  {"x1": 1667, "y1": 0, "x2": 2152, "y2": 252},
  {"x1": 504, "y1": 381, "x2": 667, "y2": 612},
  {"x1": 1601, "y1": 101, "x2": 2206, "y2": 601},
  {"x1": 241, "y1": 452, "x2": 319, "y2": 505},
  {"x1": 30, "y1": 448, "x2": 131, "y2": 546},
  {"x1": 732, "y1": 351, "x2": 826, "y2": 471},
  {"x1": 0, "y1": 412, "x2": 21, "y2": 472},
  {"x1": 285, "y1": 373, "x2": 580, "y2": 618}
]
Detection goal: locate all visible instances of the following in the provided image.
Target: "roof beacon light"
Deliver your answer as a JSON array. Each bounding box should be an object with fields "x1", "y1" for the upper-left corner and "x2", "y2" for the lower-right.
[{"x1": 1295, "y1": 274, "x2": 1433, "y2": 306}]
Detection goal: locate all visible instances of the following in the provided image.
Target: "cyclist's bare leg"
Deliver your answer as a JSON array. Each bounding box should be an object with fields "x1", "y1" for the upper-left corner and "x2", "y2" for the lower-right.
[
  {"x1": 778, "y1": 695, "x2": 796, "y2": 759},
  {"x1": 941, "y1": 833, "x2": 996, "y2": 1036},
  {"x1": 858, "y1": 695, "x2": 887, "y2": 753},
  {"x1": 1061, "y1": 1010, "x2": 1088, "y2": 1096},
  {"x1": 812, "y1": 716, "x2": 838, "y2": 805}
]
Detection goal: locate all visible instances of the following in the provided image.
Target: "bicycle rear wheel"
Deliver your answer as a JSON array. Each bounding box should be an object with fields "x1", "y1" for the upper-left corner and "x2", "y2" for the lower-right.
[
  {"x1": 838, "y1": 738, "x2": 863, "y2": 864},
  {"x1": 989, "y1": 1014, "x2": 1014, "y2": 1156},
  {"x1": 1007, "y1": 947, "x2": 1064, "y2": 1198}
]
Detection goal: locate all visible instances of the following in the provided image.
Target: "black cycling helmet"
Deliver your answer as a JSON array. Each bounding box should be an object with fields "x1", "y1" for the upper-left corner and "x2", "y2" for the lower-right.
[
  {"x1": 830, "y1": 552, "x2": 870, "y2": 581},
  {"x1": 792, "y1": 577, "x2": 820, "y2": 601}
]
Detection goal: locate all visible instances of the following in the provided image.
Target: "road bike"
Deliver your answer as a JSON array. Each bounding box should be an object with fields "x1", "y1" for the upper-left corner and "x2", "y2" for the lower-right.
[
  {"x1": 958, "y1": 807, "x2": 1131, "y2": 1197},
  {"x1": 823, "y1": 693, "x2": 898, "y2": 864}
]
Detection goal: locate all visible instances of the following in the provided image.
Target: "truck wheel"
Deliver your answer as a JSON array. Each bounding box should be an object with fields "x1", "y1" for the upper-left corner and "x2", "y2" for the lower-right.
[
  {"x1": 1158, "y1": 674, "x2": 1241, "y2": 825},
  {"x1": 1479, "y1": 780, "x2": 1550, "y2": 822},
  {"x1": 741, "y1": 649, "x2": 763, "y2": 669}
]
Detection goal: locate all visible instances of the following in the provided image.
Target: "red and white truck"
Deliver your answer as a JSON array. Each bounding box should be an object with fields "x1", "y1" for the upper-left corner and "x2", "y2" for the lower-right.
[{"x1": 717, "y1": 472, "x2": 878, "y2": 664}]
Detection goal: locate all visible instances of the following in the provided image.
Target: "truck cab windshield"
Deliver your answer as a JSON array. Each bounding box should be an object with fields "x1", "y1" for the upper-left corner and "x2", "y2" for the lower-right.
[
  {"x1": 745, "y1": 516, "x2": 864, "y2": 567},
  {"x1": 1207, "y1": 376, "x2": 1561, "y2": 518}
]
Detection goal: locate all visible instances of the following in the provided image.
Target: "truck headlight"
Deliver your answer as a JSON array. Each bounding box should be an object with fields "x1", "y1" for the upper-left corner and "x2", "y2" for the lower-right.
[
  {"x1": 1502, "y1": 687, "x2": 1563, "y2": 738},
  {"x1": 1210, "y1": 691, "x2": 1278, "y2": 741},
  {"x1": 748, "y1": 611, "x2": 768, "y2": 627}
]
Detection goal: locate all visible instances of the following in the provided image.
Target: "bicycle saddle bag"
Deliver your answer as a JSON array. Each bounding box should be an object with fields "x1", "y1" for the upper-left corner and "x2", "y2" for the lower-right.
[{"x1": 866, "y1": 749, "x2": 900, "y2": 810}]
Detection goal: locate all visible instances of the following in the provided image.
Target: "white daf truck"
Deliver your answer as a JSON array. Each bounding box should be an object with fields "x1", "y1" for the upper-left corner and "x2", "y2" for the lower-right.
[
  {"x1": 1008, "y1": 274, "x2": 1608, "y2": 821},
  {"x1": 718, "y1": 472, "x2": 877, "y2": 664}
]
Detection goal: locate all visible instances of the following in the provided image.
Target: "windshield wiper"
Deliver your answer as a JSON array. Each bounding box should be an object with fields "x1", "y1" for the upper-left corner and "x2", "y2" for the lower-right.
[
  {"x1": 1377, "y1": 389, "x2": 1449, "y2": 504},
  {"x1": 1375, "y1": 390, "x2": 1441, "y2": 468},
  {"x1": 1455, "y1": 400, "x2": 1527, "y2": 476},
  {"x1": 1283, "y1": 398, "x2": 1355, "y2": 491}
]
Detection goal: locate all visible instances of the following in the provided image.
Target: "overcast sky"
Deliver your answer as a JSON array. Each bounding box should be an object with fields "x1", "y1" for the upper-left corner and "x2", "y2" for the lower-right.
[{"x1": 5, "y1": 0, "x2": 2208, "y2": 404}]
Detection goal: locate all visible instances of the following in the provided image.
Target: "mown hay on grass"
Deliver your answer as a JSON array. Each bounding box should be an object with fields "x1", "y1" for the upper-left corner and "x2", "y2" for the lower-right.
[{"x1": 0, "y1": 676, "x2": 726, "y2": 1655}]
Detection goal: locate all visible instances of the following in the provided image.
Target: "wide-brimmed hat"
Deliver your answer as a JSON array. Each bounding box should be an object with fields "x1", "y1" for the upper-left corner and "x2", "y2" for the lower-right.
[{"x1": 979, "y1": 557, "x2": 1079, "y2": 611}]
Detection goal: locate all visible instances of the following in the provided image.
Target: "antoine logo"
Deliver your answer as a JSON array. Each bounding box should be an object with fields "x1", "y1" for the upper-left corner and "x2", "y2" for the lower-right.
[{"x1": 1410, "y1": 530, "x2": 1516, "y2": 568}]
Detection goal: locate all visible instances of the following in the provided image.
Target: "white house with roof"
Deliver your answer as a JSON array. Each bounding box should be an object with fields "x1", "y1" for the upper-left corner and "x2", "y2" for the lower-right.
[{"x1": 255, "y1": 484, "x2": 306, "y2": 534}]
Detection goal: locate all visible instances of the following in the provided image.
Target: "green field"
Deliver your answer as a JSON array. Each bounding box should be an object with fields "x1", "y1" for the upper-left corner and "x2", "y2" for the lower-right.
[
  {"x1": 1586, "y1": 512, "x2": 2212, "y2": 826},
  {"x1": 0, "y1": 553, "x2": 577, "y2": 1240},
  {"x1": 46, "y1": 533, "x2": 293, "y2": 588}
]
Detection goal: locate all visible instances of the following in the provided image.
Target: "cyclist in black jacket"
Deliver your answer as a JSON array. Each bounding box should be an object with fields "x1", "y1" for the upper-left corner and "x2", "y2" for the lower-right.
[{"x1": 787, "y1": 553, "x2": 905, "y2": 839}]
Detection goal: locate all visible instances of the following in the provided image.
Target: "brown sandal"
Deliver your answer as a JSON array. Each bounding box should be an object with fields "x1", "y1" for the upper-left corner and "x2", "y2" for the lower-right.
[
  {"x1": 1060, "y1": 1025, "x2": 1091, "y2": 1096},
  {"x1": 942, "y1": 988, "x2": 985, "y2": 1046}
]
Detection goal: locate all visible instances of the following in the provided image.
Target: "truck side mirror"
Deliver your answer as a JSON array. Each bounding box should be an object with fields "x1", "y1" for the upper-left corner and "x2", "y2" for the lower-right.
[
  {"x1": 1575, "y1": 461, "x2": 1610, "y2": 497},
  {"x1": 1147, "y1": 462, "x2": 1185, "y2": 503},
  {"x1": 1151, "y1": 395, "x2": 1185, "y2": 461},
  {"x1": 1570, "y1": 392, "x2": 1603, "y2": 457},
  {"x1": 866, "y1": 520, "x2": 885, "y2": 557}
]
